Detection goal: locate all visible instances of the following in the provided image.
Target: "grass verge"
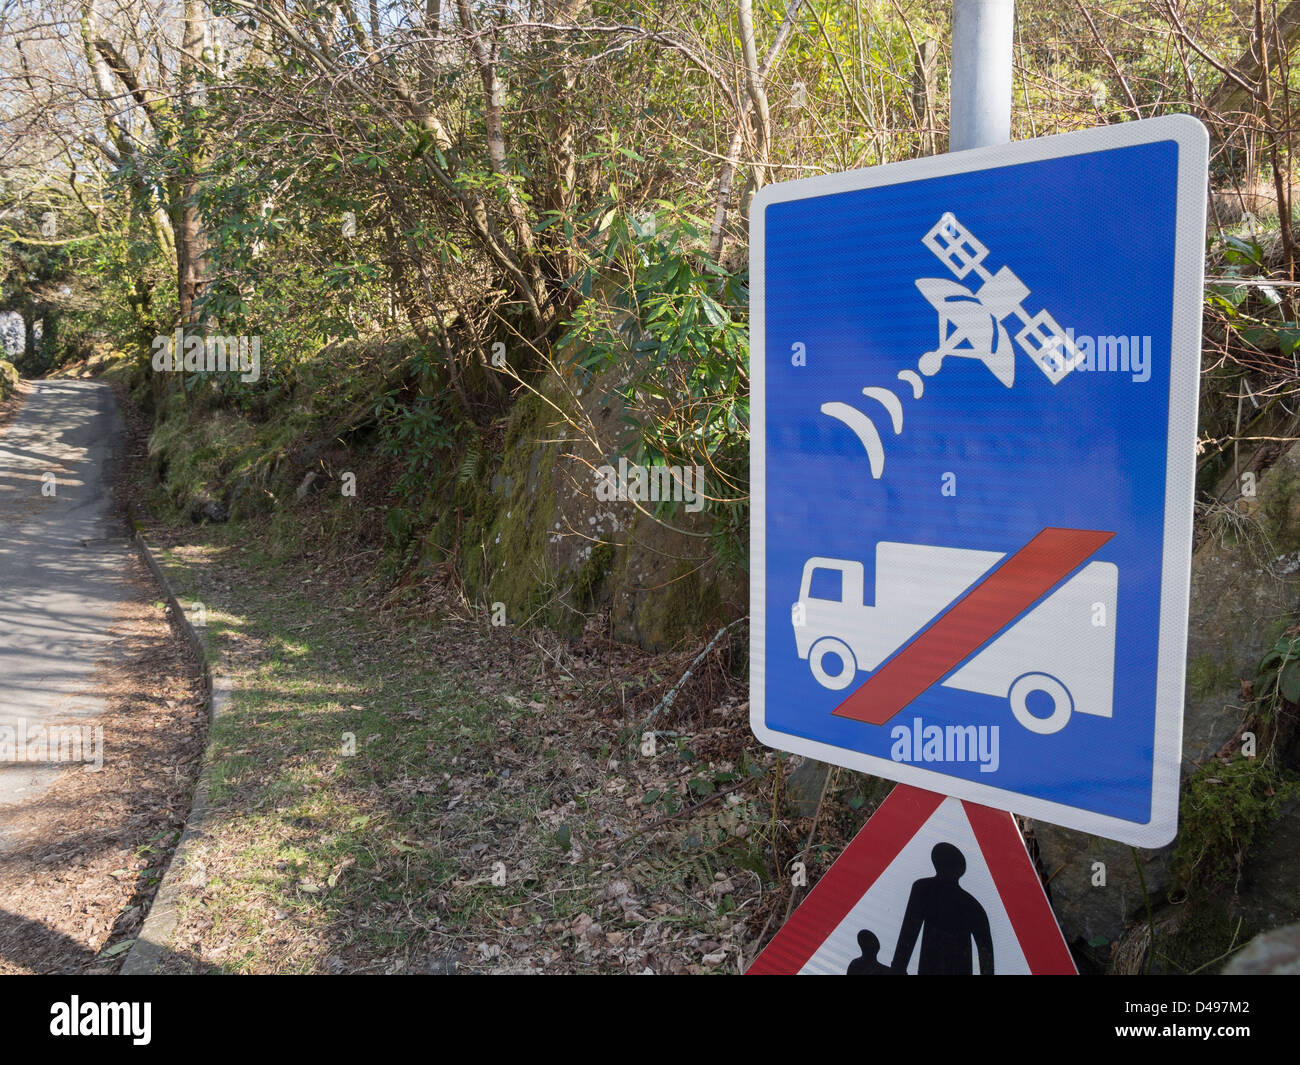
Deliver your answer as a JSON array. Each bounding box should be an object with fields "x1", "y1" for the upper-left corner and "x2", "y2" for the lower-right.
[{"x1": 136, "y1": 514, "x2": 822, "y2": 973}]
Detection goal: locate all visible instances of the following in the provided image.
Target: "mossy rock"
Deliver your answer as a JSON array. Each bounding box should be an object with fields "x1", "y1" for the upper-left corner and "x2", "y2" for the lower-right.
[
  {"x1": 0, "y1": 358, "x2": 18, "y2": 401},
  {"x1": 1259, "y1": 459, "x2": 1300, "y2": 555},
  {"x1": 436, "y1": 355, "x2": 746, "y2": 649},
  {"x1": 1173, "y1": 755, "x2": 1300, "y2": 893},
  {"x1": 1145, "y1": 897, "x2": 1257, "y2": 975},
  {"x1": 632, "y1": 560, "x2": 726, "y2": 650},
  {"x1": 574, "y1": 540, "x2": 615, "y2": 609},
  {"x1": 1186, "y1": 652, "x2": 1239, "y2": 699},
  {"x1": 1184, "y1": 441, "x2": 1300, "y2": 763},
  {"x1": 449, "y1": 391, "x2": 564, "y2": 627}
]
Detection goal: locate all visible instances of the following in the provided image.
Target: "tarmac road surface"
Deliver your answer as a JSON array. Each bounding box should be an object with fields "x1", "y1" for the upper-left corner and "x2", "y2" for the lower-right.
[{"x1": 0, "y1": 379, "x2": 132, "y2": 816}]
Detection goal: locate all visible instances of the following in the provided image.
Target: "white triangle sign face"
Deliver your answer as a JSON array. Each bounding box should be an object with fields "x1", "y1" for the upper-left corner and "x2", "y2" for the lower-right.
[{"x1": 748, "y1": 784, "x2": 1076, "y2": 975}]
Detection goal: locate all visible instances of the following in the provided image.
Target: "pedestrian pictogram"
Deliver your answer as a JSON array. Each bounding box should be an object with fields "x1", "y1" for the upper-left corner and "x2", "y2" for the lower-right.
[
  {"x1": 751, "y1": 116, "x2": 1208, "y2": 845},
  {"x1": 747, "y1": 784, "x2": 1076, "y2": 975}
]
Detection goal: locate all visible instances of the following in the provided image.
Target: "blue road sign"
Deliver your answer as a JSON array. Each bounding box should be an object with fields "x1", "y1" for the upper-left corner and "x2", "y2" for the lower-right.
[{"x1": 750, "y1": 116, "x2": 1208, "y2": 847}]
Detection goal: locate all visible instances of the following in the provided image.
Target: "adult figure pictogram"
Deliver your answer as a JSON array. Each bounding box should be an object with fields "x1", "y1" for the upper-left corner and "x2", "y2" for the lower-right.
[{"x1": 891, "y1": 842, "x2": 994, "y2": 974}]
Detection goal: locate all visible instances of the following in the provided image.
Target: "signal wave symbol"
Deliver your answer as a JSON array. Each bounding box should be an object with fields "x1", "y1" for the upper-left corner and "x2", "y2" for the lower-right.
[{"x1": 822, "y1": 213, "x2": 1085, "y2": 479}]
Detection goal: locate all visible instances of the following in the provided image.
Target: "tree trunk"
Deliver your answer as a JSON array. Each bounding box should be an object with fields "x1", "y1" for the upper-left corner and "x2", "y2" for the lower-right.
[
  {"x1": 912, "y1": 39, "x2": 940, "y2": 157},
  {"x1": 1202, "y1": 0, "x2": 1300, "y2": 118},
  {"x1": 455, "y1": 0, "x2": 549, "y2": 328},
  {"x1": 737, "y1": 0, "x2": 773, "y2": 216},
  {"x1": 22, "y1": 307, "x2": 36, "y2": 366},
  {"x1": 176, "y1": 0, "x2": 209, "y2": 330},
  {"x1": 709, "y1": 0, "x2": 804, "y2": 260},
  {"x1": 538, "y1": 1, "x2": 588, "y2": 295}
]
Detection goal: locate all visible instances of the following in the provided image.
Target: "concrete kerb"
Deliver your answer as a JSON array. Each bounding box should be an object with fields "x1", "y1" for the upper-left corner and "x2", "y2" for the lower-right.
[{"x1": 120, "y1": 520, "x2": 228, "y2": 975}]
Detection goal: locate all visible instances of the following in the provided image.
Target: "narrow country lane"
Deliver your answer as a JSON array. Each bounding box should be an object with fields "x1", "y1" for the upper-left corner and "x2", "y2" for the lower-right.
[
  {"x1": 0, "y1": 377, "x2": 206, "y2": 973},
  {"x1": 0, "y1": 379, "x2": 131, "y2": 814}
]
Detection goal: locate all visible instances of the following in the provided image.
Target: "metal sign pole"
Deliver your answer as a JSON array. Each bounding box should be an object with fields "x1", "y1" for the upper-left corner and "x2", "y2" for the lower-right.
[{"x1": 950, "y1": 0, "x2": 1016, "y2": 152}]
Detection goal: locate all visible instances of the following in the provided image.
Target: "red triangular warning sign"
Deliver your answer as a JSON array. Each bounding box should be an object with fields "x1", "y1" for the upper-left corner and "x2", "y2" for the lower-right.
[{"x1": 748, "y1": 784, "x2": 1076, "y2": 974}]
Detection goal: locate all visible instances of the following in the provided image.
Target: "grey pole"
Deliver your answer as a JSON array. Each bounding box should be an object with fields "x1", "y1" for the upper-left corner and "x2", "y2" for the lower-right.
[{"x1": 950, "y1": 0, "x2": 1015, "y2": 152}]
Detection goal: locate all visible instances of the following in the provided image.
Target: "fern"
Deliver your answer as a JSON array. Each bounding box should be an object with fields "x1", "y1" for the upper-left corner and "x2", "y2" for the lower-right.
[{"x1": 457, "y1": 442, "x2": 481, "y2": 487}]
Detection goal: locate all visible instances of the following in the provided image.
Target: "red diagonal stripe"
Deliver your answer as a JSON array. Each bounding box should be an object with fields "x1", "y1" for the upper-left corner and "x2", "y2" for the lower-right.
[
  {"x1": 964, "y1": 800, "x2": 1078, "y2": 974},
  {"x1": 746, "y1": 785, "x2": 944, "y2": 975},
  {"x1": 831, "y1": 527, "x2": 1114, "y2": 726}
]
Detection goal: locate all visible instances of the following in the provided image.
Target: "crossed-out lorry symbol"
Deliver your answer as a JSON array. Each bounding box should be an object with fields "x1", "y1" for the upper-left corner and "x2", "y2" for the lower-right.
[{"x1": 793, "y1": 539, "x2": 1118, "y2": 735}]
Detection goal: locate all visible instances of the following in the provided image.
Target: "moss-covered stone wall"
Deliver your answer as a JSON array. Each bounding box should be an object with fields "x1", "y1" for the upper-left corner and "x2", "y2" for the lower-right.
[{"x1": 437, "y1": 362, "x2": 745, "y2": 649}]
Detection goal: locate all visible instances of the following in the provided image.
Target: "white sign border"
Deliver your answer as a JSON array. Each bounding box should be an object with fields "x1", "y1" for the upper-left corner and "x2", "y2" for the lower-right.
[{"x1": 749, "y1": 115, "x2": 1208, "y2": 848}]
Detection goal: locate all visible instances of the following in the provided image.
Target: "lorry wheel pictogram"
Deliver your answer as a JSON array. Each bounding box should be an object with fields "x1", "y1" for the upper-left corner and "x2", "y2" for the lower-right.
[
  {"x1": 1008, "y1": 673, "x2": 1073, "y2": 735},
  {"x1": 809, "y1": 637, "x2": 857, "y2": 691}
]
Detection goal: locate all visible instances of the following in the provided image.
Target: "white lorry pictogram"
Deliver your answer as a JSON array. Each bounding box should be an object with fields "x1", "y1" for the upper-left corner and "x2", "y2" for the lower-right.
[{"x1": 792, "y1": 542, "x2": 1117, "y2": 734}]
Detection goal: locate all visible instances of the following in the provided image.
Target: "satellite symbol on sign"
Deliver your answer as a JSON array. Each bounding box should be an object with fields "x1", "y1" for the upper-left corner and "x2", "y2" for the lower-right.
[
  {"x1": 820, "y1": 212, "x2": 1087, "y2": 478},
  {"x1": 916, "y1": 212, "x2": 1086, "y2": 387}
]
